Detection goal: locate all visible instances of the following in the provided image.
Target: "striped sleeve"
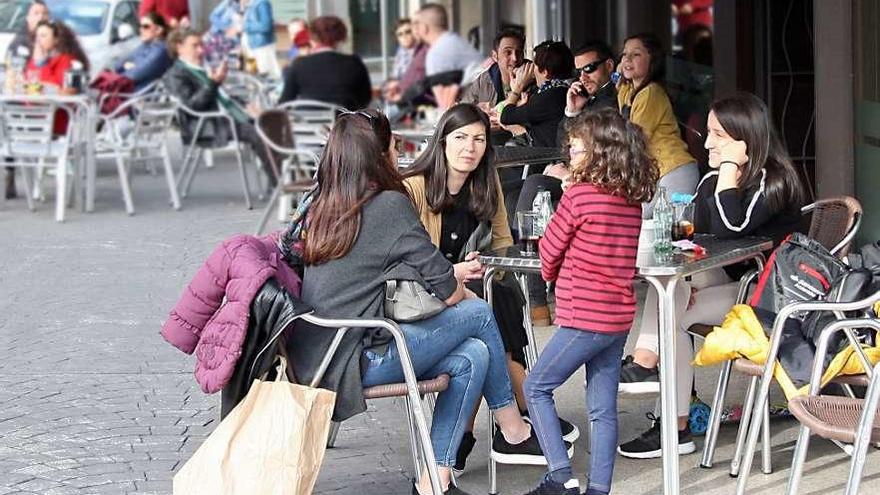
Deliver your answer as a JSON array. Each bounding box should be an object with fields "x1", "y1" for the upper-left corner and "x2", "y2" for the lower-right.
[{"x1": 539, "y1": 189, "x2": 580, "y2": 282}]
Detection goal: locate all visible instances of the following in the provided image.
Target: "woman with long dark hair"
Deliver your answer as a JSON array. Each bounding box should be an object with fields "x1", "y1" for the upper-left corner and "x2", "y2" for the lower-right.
[
  {"x1": 289, "y1": 110, "x2": 548, "y2": 495},
  {"x1": 617, "y1": 92, "x2": 807, "y2": 460},
  {"x1": 617, "y1": 32, "x2": 700, "y2": 218},
  {"x1": 403, "y1": 103, "x2": 578, "y2": 473}
]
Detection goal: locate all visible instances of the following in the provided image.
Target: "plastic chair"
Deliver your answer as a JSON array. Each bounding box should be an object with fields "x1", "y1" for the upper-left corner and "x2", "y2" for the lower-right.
[
  {"x1": 698, "y1": 196, "x2": 864, "y2": 475},
  {"x1": 252, "y1": 109, "x2": 320, "y2": 235},
  {"x1": 0, "y1": 99, "x2": 74, "y2": 222},
  {"x1": 95, "y1": 90, "x2": 181, "y2": 214},
  {"x1": 785, "y1": 320, "x2": 880, "y2": 495},
  {"x1": 734, "y1": 292, "x2": 880, "y2": 494},
  {"x1": 171, "y1": 96, "x2": 253, "y2": 209}
]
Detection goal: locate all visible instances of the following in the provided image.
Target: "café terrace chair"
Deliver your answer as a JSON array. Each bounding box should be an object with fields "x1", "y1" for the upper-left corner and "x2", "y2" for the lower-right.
[
  {"x1": 238, "y1": 279, "x2": 448, "y2": 494},
  {"x1": 277, "y1": 100, "x2": 340, "y2": 152},
  {"x1": 733, "y1": 295, "x2": 880, "y2": 495},
  {"x1": 94, "y1": 91, "x2": 181, "y2": 215},
  {"x1": 171, "y1": 96, "x2": 254, "y2": 209},
  {"x1": 253, "y1": 109, "x2": 320, "y2": 235},
  {"x1": 697, "y1": 196, "x2": 864, "y2": 476},
  {"x1": 785, "y1": 319, "x2": 880, "y2": 495},
  {"x1": 0, "y1": 100, "x2": 75, "y2": 222}
]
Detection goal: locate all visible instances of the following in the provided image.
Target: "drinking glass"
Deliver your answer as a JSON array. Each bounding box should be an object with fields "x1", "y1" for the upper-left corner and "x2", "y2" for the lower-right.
[
  {"x1": 672, "y1": 203, "x2": 695, "y2": 241},
  {"x1": 517, "y1": 211, "x2": 541, "y2": 256}
]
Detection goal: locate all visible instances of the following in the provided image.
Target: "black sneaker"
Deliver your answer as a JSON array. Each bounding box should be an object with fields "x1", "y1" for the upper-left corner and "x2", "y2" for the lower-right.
[
  {"x1": 522, "y1": 411, "x2": 580, "y2": 442},
  {"x1": 411, "y1": 481, "x2": 473, "y2": 495},
  {"x1": 617, "y1": 413, "x2": 696, "y2": 459},
  {"x1": 452, "y1": 431, "x2": 477, "y2": 475},
  {"x1": 491, "y1": 429, "x2": 572, "y2": 465},
  {"x1": 618, "y1": 359, "x2": 660, "y2": 394},
  {"x1": 522, "y1": 473, "x2": 580, "y2": 495}
]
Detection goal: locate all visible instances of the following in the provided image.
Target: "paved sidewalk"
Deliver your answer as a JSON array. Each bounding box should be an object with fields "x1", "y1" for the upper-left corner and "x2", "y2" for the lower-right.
[{"x1": 0, "y1": 156, "x2": 877, "y2": 495}]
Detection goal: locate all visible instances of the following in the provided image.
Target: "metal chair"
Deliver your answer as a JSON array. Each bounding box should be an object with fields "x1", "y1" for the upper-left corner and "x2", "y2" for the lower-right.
[
  {"x1": 224, "y1": 71, "x2": 276, "y2": 109},
  {"x1": 171, "y1": 97, "x2": 253, "y2": 209},
  {"x1": 95, "y1": 91, "x2": 181, "y2": 214},
  {"x1": 278, "y1": 100, "x2": 340, "y2": 151},
  {"x1": 698, "y1": 196, "x2": 864, "y2": 475},
  {"x1": 253, "y1": 109, "x2": 320, "y2": 235},
  {"x1": 734, "y1": 292, "x2": 880, "y2": 494},
  {"x1": 785, "y1": 319, "x2": 880, "y2": 495},
  {"x1": 0, "y1": 100, "x2": 74, "y2": 222}
]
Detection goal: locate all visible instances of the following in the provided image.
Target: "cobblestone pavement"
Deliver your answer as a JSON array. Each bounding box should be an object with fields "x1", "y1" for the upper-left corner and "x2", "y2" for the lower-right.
[{"x1": 1, "y1": 156, "x2": 878, "y2": 495}]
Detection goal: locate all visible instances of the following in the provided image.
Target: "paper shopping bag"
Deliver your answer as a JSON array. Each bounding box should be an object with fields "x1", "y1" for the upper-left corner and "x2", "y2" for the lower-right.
[{"x1": 174, "y1": 357, "x2": 336, "y2": 495}]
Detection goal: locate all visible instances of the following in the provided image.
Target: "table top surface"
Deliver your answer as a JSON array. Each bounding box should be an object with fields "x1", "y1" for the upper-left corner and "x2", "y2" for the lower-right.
[
  {"x1": 0, "y1": 93, "x2": 92, "y2": 104},
  {"x1": 493, "y1": 146, "x2": 564, "y2": 167},
  {"x1": 478, "y1": 234, "x2": 772, "y2": 278}
]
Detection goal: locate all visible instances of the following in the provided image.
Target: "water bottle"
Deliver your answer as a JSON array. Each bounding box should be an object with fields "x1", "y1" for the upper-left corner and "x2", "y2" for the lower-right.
[
  {"x1": 653, "y1": 186, "x2": 673, "y2": 252},
  {"x1": 532, "y1": 187, "x2": 554, "y2": 237}
]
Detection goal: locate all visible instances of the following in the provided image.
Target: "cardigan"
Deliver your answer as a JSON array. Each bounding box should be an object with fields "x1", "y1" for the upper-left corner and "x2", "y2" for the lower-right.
[
  {"x1": 539, "y1": 183, "x2": 642, "y2": 333},
  {"x1": 618, "y1": 81, "x2": 694, "y2": 177},
  {"x1": 403, "y1": 174, "x2": 514, "y2": 251}
]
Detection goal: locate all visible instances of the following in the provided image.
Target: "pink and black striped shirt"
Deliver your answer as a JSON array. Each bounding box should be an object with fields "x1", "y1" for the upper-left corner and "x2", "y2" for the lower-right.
[{"x1": 539, "y1": 183, "x2": 642, "y2": 333}]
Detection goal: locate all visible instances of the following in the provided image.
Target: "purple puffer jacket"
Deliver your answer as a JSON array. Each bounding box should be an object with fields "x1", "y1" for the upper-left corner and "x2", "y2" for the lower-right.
[{"x1": 161, "y1": 233, "x2": 301, "y2": 393}]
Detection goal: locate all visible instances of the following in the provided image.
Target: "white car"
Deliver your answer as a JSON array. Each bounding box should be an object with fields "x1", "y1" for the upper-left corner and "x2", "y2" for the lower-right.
[{"x1": 0, "y1": 0, "x2": 142, "y2": 78}]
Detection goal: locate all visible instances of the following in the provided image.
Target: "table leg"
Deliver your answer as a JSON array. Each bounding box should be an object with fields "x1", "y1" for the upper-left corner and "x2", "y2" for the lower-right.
[
  {"x1": 644, "y1": 275, "x2": 681, "y2": 495},
  {"x1": 85, "y1": 104, "x2": 96, "y2": 212},
  {"x1": 514, "y1": 272, "x2": 538, "y2": 369},
  {"x1": 483, "y1": 266, "x2": 499, "y2": 495}
]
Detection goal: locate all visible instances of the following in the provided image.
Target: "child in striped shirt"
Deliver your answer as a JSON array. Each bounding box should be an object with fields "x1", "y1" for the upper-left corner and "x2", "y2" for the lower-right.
[{"x1": 522, "y1": 108, "x2": 659, "y2": 495}]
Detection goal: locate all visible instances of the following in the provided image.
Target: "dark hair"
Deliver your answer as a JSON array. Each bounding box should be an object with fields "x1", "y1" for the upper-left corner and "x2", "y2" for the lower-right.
[
  {"x1": 418, "y1": 3, "x2": 449, "y2": 30},
  {"x1": 303, "y1": 113, "x2": 409, "y2": 264},
  {"x1": 142, "y1": 11, "x2": 168, "y2": 40},
  {"x1": 404, "y1": 103, "x2": 498, "y2": 221},
  {"x1": 309, "y1": 16, "x2": 347, "y2": 46},
  {"x1": 166, "y1": 27, "x2": 201, "y2": 58},
  {"x1": 574, "y1": 39, "x2": 614, "y2": 63},
  {"x1": 533, "y1": 40, "x2": 575, "y2": 79},
  {"x1": 351, "y1": 108, "x2": 393, "y2": 157},
  {"x1": 565, "y1": 108, "x2": 658, "y2": 204},
  {"x1": 493, "y1": 28, "x2": 525, "y2": 51},
  {"x1": 36, "y1": 20, "x2": 90, "y2": 72},
  {"x1": 395, "y1": 18, "x2": 411, "y2": 29},
  {"x1": 710, "y1": 93, "x2": 807, "y2": 213},
  {"x1": 623, "y1": 32, "x2": 665, "y2": 92}
]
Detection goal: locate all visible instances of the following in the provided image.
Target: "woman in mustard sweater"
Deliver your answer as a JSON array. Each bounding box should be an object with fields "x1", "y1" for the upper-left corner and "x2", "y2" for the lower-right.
[{"x1": 617, "y1": 33, "x2": 699, "y2": 217}]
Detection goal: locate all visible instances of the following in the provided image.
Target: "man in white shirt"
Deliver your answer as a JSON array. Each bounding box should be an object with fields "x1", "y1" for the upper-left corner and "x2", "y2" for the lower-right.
[{"x1": 412, "y1": 3, "x2": 482, "y2": 108}]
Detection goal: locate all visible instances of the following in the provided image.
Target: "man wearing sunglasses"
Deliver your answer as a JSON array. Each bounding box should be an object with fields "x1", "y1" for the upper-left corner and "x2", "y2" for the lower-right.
[{"x1": 513, "y1": 40, "x2": 618, "y2": 325}]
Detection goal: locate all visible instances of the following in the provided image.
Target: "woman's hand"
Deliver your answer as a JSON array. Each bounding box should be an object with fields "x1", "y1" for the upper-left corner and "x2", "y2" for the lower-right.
[
  {"x1": 454, "y1": 252, "x2": 485, "y2": 283},
  {"x1": 718, "y1": 139, "x2": 748, "y2": 167},
  {"x1": 510, "y1": 62, "x2": 535, "y2": 94}
]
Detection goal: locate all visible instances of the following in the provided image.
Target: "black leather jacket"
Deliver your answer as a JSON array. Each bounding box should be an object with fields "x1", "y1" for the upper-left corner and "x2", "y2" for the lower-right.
[{"x1": 163, "y1": 60, "x2": 234, "y2": 147}]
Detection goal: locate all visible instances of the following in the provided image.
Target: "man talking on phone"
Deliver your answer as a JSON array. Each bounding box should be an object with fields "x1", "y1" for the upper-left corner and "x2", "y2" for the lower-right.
[{"x1": 514, "y1": 39, "x2": 618, "y2": 325}]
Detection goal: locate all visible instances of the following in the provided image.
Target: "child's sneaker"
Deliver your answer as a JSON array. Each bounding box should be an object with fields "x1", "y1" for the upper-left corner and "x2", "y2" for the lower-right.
[
  {"x1": 522, "y1": 474, "x2": 580, "y2": 495},
  {"x1": 617, "y1": 358, "x2": 660, "y2": 394},
  {"x1": 617, "y1": 413, "x2": 696, "y2": 459}
]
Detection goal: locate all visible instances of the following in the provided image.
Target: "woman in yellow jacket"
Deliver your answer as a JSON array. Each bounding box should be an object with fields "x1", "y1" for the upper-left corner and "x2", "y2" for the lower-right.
[
  {"x1": 617, "y1": 33, "x2": 700, "y2": 217},
  {"x1": 403, "y1": 103, "x2": 579, "y2": 474}
]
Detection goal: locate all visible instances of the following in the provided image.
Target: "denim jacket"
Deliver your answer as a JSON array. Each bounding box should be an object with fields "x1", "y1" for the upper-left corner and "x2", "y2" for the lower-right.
[{"x1": 243, "y1": 0, "x2": 275, "y2": 49}]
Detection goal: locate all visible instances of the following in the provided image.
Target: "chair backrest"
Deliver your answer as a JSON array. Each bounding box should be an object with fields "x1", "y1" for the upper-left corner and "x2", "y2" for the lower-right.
[
  {"x1": 255, "y1": 108, "x2": 321, "y2": 184},
  {"x1": 0, "y1": 100, "x2": 60, "y2": 158},
  {"x1": 131, "y1": 94, "x2": 178, "y2": 148},
  {"x1": 803, "y1": 196, "x2": 863, "y2": 257},
  {"x1": 279, "y1": 99, "x2": 341, "y2": 126}
]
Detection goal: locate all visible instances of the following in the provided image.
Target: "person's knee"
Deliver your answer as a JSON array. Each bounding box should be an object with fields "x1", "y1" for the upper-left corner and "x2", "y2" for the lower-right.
[
  {"x1": 523, "y1": 371, "x2": 551, "y2": 402},
  {"x1": 452, "y1": 337, "x2": 489, "y2": 378}
]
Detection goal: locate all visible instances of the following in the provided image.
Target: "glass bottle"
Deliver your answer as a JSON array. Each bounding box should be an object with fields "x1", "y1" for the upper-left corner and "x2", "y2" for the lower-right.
[{"x1": 653, "y1": 186, "x2": 673, "y2": 252}]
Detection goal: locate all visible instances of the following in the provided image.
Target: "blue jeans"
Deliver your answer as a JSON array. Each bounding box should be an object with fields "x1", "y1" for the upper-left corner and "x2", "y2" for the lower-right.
[
  {"x1": 524, "y1": 327, "x2": 627, "y2": 494},
  {"x1": 361, "y1": 298, "x2": 515, "y2": 466}
]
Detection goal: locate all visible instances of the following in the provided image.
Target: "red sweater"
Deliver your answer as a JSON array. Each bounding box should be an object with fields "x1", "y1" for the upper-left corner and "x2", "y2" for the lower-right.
[
  {"x1": 25, "y1": 53, "x2": 74, "y2": 135},
  {"x1": 139, "y1": 0, "x2": 189, "y2": 24},
  {"x1": 539, "y1": 183, "x2": 642, "y2": 333}
]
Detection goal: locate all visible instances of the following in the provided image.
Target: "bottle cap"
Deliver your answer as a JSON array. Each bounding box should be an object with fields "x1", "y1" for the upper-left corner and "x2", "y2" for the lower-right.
[
  {"x1": 670, "y1": 193, "x2": 694, "y2": 204},
  {"x1": 71, "y1": 60, "x2": 83, "y2": 71}
]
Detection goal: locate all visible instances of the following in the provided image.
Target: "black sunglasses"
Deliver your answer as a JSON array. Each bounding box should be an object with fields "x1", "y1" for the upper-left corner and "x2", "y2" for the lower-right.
[
  {"x1": 139, "y1": 23, "x2": 154, "y2": 30},
  {"x1": 576, "y1": 57, "x2": 609, "y2": 75}
]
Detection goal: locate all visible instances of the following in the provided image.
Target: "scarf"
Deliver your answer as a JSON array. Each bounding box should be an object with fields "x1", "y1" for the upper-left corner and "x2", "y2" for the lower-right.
[
  {"x1": 278, "y1": 187, "x2": 318, "y2": 274},
  {"x1": 536, "y1": 78, "x2": 570, "y2": 95}
]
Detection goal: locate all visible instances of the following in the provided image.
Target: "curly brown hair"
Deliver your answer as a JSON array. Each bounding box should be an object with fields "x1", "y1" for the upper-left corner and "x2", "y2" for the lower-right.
[
  {"x1": 564, "y1": 108, "x2": 658, "y2": 204},
  {"x1": 36, "y1": 20, "x2": 90, "y2": 72}
]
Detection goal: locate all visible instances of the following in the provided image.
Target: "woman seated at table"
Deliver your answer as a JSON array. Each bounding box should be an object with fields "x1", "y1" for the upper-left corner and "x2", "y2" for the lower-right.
[
  {"x1": 403, "y1": 103, "x2": 578, "y2": 473},
  {"x1": 114, "y1": 12, "x2": 173, "y2": 92},
  {"x1": 496, "y1": 40, "x2": 572, "y2": 149},
  {"x1": 617, "y1": 92, "x2": 807, "y2": 460},
  {"x1": 25, "y1": 20, "x2": 90, "y2": 135},
  {"x1": 616, "y1": 33, "x2": 700, "y2": 218},
  {"x1": 290, "y1": 109, "x2": 546, "y2": 495}
]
